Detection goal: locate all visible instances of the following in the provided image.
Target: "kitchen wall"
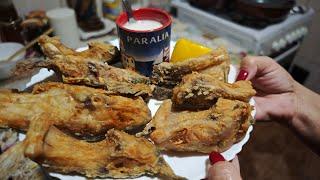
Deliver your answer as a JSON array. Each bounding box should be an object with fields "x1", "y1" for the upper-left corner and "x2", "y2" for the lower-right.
[{"x1": 294, "y1": 0, "x2": 320, "y2": 93}]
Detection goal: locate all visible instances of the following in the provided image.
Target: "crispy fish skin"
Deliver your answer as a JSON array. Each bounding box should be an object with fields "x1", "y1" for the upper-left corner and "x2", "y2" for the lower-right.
[
  {"x1": 23, "y1": 117, "x2": 182, "y2": 179},
  {"x1": 143, "y1": 98, "x2": 253, "y2": 153},
  {"x1": 0, "y1": 142, "x2": 50, "y2": 180},
  {"x1": 37, "y1": 35, "x2": 153, "y2": 98},
  {"x1": 0, "y1": 82, "x2": 151, "y2": 136},
  {"x1": 151, "y1": 47, "x2": 229, "y2": 88},
  {"x1": 172, "y1": 73, "x2": 256, "y2": 109}
]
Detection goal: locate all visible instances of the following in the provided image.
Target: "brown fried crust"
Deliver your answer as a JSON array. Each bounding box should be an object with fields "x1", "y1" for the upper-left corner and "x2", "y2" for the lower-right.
[
  {"x1": 143, "y1": 98, "x2": 253, "y2": 153},
  {"x1": 23, "y1": 117, "x2": 183, "y2": 179},
  {"x1": 37, "y1": 35, "x2": 153, "y2": 98},
  {"x1": 151, "y1": 47, "x2": 229, "y2": 88},
  {"x1": 0, "y1": 82, "x2": 151, "y2": 137},
  {"x1": 172, "y1": 73, "x2": 256, "y2": 110}
]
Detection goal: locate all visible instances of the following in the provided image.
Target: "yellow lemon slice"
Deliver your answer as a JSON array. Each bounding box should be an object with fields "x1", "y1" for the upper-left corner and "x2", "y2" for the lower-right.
[{"x1": 171, "y1": 38, "x2": 212, "y2": 63}]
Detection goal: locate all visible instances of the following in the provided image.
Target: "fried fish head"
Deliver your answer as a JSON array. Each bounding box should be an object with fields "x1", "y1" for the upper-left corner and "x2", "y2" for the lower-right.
[{"x1": 144, "y1": 98, "x2": 253, "y2": 153}]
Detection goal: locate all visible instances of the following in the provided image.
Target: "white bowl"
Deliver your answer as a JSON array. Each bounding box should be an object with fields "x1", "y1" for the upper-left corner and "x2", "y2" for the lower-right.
[{"x1": 0, "y1": 42, "x2": 26, "y2": 80}]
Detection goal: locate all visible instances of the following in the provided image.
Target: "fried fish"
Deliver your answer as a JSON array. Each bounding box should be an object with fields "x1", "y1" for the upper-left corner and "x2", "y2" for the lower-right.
[
  {"x1": 172, "y1": 73, "x2": 256, "y2": 109},
  {"x1": 143, "y1": 98, "x2": 253, "y2": 153},
  {"x1": 38, "y1": 35, "x2": 119, "y2": 64},
  {"x1": 36, "y1": 35, "x2": 153, "y2": 98},
  {"x1": 0, "y1": 82, "x2": 151, "y2": 137},
  {"x1": 24, "y1": 117, "x2": 182, "y2": 179},
  {"x1": 151, "y1": 47, "x2": 230, "y2": 100},
  {"x1": 151, "y1": 47, "x2": 229, "y2": 88}
]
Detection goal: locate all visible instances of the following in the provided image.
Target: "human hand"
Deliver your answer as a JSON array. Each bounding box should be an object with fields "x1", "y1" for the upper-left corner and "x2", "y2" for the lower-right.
[
  {"x1": 207, "y1": 152, "x2": 242, "y2": 180},
  {"x1": 236, "y1": 56, "x2": 297, "y2": 122}
]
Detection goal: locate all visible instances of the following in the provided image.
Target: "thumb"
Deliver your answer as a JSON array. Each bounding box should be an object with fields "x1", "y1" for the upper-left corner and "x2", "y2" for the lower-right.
[
  {"x1": 208, "y1": 160, "x2": 242, "y2": 180},
  {"x1": 236, "y1": 56, "x2": 279, "y2": 81}
]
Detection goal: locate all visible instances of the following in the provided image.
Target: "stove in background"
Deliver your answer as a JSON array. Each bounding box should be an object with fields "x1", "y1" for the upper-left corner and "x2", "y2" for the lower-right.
[{"x1": 172, "y1": 0, "x2": 314, "y2": 73}]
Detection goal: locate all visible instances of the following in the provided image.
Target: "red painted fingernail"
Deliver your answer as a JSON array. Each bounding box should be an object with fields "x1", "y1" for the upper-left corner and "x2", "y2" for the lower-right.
[
  {"x1": 236, "y1": 70, "x2": 248, "y2": 81},
  {"x1": 209, "y1": 152, "x2": 225, "y2": 165}
]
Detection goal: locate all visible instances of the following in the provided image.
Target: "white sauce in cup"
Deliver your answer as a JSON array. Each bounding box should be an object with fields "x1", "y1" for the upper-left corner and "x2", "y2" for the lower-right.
[{"x1": 123, "y1": 20, "x2": 163, "y2": 31}]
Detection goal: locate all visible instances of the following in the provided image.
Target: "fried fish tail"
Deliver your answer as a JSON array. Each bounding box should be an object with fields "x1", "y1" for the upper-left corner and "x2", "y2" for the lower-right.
[{"x1": 154, "y1": 157, "x2": 186, "y2": 180}]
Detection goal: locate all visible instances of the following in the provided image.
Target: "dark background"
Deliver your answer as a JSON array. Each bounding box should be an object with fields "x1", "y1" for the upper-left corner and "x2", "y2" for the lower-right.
[{"x1": 239, "y1": 122, "x2": 320, "y2": 180}]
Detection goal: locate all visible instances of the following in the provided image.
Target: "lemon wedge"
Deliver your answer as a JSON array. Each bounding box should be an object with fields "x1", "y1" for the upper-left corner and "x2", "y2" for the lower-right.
[{"x1": 171, "y1": 38, "x2": 212, "y2": 63}]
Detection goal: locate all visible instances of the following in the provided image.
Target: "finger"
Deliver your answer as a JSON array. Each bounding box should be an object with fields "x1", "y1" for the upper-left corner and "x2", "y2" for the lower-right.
[
  {"x1": 253, "y1": 96, "x2": 270, "y2": 121},
  {"x1": 254, "y1": 94, "x2": 295, "y2": 122},
  {"x1": 231, "y1": 155, "x2": 240, "y2": 172},
  {"x1": 208, "y1": 161, "x2": 242, "y2": 180},
  {"x1": 237, "y1": 56, "x2": 280, "y2": 81}
]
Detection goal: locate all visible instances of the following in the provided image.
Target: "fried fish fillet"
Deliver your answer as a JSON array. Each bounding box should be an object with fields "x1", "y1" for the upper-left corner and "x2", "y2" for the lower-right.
[
  {"x1": 0, "y1": 82, "x2": 151, "y2": 137},
  {"x1": 0, "y1": 142, "x2": 50, "y2": 180},
  {"x1": 24, "y1": 118, "x2": 182, "y2": 179},
  {"x1": 143, "y1": 98, "x2": 253, "y2": 153},
  {"x1": 37, "y1": 35, "x2": 153, "y2": 98},
  {"x1": 172, "y1": 73, "x2": 256, "y2": 109},
  {"x1": 151, "y1": 47, "x2": 229, "y2": 88}
]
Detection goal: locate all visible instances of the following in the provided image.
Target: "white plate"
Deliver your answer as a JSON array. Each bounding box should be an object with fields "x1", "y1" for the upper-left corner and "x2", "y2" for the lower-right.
[{"x1": 22, "y1": 40, "x2": 255, "y2": 180}]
